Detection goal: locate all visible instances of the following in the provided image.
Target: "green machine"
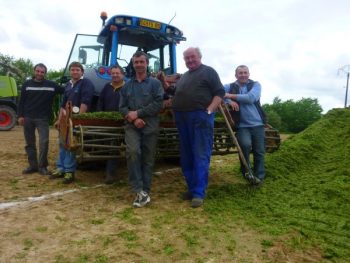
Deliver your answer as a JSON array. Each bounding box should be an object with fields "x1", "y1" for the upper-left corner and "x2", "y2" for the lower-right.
[{"x1": 0, "y1": 76, "x2": 18, "y2": 131}]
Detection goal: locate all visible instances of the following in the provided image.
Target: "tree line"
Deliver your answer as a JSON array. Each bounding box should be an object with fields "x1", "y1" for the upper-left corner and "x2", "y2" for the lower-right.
[
  {"x1": 0, "y1": 53, "x2": 323, "y2": 133},
  {"x1": 263, "y1": 97, "x2": 322, "y2": 133},
  {"x1": 0, "y1": 53, "x2": 63, "y2": 87}
]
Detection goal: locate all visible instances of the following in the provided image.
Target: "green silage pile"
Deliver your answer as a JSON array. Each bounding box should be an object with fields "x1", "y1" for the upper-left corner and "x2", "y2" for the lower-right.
[
  {"x1": 207, "y1": 108, "x2": 350, "y2": 261},
  {"x1": 266, "y1": 108, "x2": 350, "y2": 180}
]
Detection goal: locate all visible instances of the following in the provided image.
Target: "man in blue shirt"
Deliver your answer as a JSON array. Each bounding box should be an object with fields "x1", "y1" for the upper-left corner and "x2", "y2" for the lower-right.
[
  {"x1": 224, "y1": 65, "x2": 266, "y2": 183},
  {"x1": 50, "y1": 61, "x2": 94, "y2": 184}
]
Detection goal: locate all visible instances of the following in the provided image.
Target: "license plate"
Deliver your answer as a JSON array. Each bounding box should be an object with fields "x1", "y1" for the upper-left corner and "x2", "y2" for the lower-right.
[{"x1": 139, "y1": 19, "x2": 161, "y2": 30}]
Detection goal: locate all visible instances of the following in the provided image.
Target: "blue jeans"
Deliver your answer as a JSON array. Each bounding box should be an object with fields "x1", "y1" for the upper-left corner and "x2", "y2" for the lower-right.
[
  {"x1": 236, "y1": 126, "x2": 265, "y2": 180},
  {"x1": 174, "y1": 110, "x2": 214, "y2": 199},
  {"x1": 56, "y1": 139, "x2": 76, "y2": 173},
  {"x1": 23, "y1": 118, "x2": 49, "y2": 169},
  {"x1": 124, "y1": 123, "x2": 158, "y2": 194}
]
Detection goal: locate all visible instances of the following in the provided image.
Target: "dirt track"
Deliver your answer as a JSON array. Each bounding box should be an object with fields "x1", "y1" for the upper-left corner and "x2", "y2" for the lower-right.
[{"x1": 0, "y1": 126, "x2": 320, "y2": 263}]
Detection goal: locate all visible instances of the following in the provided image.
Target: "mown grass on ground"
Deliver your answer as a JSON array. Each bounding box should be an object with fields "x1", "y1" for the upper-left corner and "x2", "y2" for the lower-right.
[{"x1": 206, "y1": 108, "x2": 350, "y2": 262}]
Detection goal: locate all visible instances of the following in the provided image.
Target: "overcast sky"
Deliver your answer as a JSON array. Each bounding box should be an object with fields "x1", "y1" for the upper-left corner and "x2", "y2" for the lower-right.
[{"x1": 1, "y1": 0, "x2": 350, "y2": 112}]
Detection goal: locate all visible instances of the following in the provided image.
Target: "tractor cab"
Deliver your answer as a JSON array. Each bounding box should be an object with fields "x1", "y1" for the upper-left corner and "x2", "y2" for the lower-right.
[{"x1": 63, "y1": 13, "x2": 186, "y2": 95}]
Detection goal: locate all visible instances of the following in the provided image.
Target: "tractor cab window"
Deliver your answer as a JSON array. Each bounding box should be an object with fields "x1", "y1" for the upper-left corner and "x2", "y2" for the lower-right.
[
  {"x1": 64, "y1": 34, "x2": 173, "y2": 79},
  {"x1": 64, "y1": 34, "x2": 103, "y2": 78},
  {"x1": 116, "y1": 45, "x2": 171, "y2": 78}
]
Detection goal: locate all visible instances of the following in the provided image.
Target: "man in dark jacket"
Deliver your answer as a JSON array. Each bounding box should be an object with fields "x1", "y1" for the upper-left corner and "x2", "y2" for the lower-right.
[
  {"x1": 97, "y1": 65, "x2": 125, "y2": 184},
  {"x1": 50, "y1": 61, "x2": 94, "y2": 184},
  {"x1": 18, "y1": 63, "x2": 64, "y2": 175}
]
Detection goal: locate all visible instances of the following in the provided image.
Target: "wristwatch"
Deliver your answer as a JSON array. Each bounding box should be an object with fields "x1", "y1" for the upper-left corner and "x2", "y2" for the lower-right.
[{"x1": 72, "y1": 106, "x2": 80, "y2": 114}]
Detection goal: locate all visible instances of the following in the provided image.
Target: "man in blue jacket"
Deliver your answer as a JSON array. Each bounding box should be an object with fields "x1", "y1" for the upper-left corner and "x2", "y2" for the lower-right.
[
  {"x1": 224, "y1": 65, "x2": 266, "y2": 183},
  {"x1": 50, "y1": 61, "x2": 94, "y2": 184}
]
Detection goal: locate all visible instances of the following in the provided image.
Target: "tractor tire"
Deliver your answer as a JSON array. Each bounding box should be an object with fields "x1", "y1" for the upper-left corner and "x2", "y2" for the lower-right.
[{"x1": 0, "y1": 105, "x2": 17, "y2": 131}]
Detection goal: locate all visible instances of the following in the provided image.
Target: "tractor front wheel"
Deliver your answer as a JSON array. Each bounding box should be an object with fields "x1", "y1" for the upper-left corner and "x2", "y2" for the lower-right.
[{"x1": 0, "y1": 105, "x2": 17, "y2": 131}]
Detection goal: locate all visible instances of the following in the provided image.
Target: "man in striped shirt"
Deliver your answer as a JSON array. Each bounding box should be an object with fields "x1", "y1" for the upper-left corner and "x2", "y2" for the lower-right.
[{"x1": 18, "y1": 63, "x2": 64, "y2": 175}]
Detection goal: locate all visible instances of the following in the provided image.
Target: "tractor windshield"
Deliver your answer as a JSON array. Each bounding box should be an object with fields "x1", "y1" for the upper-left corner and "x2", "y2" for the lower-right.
[
  {"x1": 64, "y1": 34, "x2": 171, "y2": 80},
  {"x1": 63, "y1": 15, "x2": 185, "y2": 92}
]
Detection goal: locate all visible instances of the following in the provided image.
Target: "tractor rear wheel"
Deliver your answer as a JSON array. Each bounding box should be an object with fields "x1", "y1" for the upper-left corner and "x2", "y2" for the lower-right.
[{"x1": 0, "y1": 105, "x2": 17, "y2": 131}]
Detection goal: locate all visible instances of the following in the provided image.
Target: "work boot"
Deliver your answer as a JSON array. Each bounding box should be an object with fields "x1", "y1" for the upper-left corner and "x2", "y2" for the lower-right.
[
  {"x1": 62, "y1": 172, "x2": 75, "y2": 184},
  {"x1": 22, "y1": 167, "x2": 38, "y2": 174},
  {"x1": 252, "y1": 178, "x2": 264, "y2": 188},
  {"x1": 191, "y1": 198, "x2": 203, "y2": 208},
  {"x1": 180, "y1": 191, "x2": 192, "y2": 201},
  {"x1": 38, "y1": 167, "x2": 49, "y2": 175},
  {"x1": 48, "y1": 169, "x2": 64, "y2": 179},
  {"x1": 104, "y1": 173, "x2": 117, "y2": 185}
]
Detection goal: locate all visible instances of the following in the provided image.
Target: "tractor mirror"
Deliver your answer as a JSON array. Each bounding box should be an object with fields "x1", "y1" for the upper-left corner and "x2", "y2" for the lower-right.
[{"x1": 79, "y1": 49, "x2": 87, "y2": 64}]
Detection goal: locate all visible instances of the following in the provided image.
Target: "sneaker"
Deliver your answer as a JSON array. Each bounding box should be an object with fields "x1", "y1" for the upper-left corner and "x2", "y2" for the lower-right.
[
  {"x1": 62, "y1": 172, "x2": 75, "y2": 184},
  {"x1": 48, "y1": 169, "x2": 64, "y2": 179},
  {"x1": 191, "y1": 198, "x2": 203, "y2": 208},
  {"x1": 38, "y1": 167, "x2": 49, "y2": 175},
  {"x1": 133, "y1": 191, "x2": 151, "y2": 208},
  {"x1": 180, "y1": 191, "x2": 192, "y2": 201},
  {"x1": 22, "y1": 167, "x2": 38, "y2": 174}
]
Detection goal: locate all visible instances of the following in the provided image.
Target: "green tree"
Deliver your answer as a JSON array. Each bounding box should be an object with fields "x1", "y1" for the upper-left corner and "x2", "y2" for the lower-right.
[
  {"x1": 289, "y1": 98, "x2": 323, "y2": 133},
  {"x1": 1, "y1": 52, "x2": 64, "y2": 87},
  {"x1": 45, "y1": 69, "x2": 65, "y2": 124},
  {"x1": 47, "y1": 69, "x2": 64, "y2": 82},
  {"x1": 263, "y1": 97, "x2": 323, "y2": 133},
  {"x1": 1, "y1": 53, "x2": 64, "y2": 124},
  {"x1": 0, "y1": 53, "x2": 33, "y2": 87},
  {"x1": 13, "y1": 58, "x2": 33, "y2": 81},
  {"x1": 264, "y1": 109, "x2": 282, "y2": 130}
]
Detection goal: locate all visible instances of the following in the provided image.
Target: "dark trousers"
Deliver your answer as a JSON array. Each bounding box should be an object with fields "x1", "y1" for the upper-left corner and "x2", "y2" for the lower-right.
[
  {"x1": 23, "y1": 118, "x2": 49, "y2": 169},
  {"x1": 106, "y1": 159, "x2": 117, "y2": 179},
  {"x1": 174, "y1": 110, "x2": 214, "y2": 199},
  {"x1": 124, "y1": 124, "x2": 158, "y2": 194}
]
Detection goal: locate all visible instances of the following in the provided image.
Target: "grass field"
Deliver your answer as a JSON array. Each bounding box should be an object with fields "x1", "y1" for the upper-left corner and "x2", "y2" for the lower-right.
[
  {"x1": 206, "y1": 108, "x2": 350, "y2": 262},
  {"x1": 0, "y1": 108, "x2": 349, "y2": 263}
]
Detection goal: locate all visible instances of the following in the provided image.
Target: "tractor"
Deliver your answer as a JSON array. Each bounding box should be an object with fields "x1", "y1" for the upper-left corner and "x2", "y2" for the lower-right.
[
  {"x1": 60, "y1": 12, "x2": 281, "y2": 166},
  {"x1": 0, "y1": 76, "x2": 18, "y2": 131}
]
